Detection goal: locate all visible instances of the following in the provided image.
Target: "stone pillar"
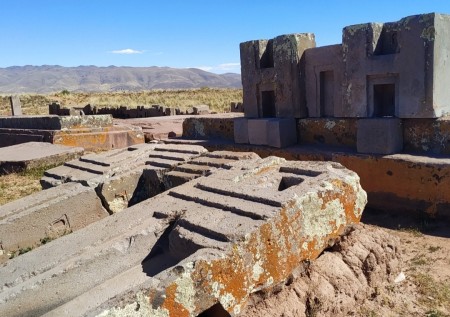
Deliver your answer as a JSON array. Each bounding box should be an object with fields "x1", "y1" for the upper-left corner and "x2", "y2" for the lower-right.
[{"x1": 9, "y1": 96, "x2": 22, "y2": 116}]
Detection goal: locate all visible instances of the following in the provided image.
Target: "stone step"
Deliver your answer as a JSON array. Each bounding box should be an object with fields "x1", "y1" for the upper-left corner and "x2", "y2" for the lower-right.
[
  {"x1": 146, "y1": 157, "x2": 184, "y2": 168},
  {"x1": 64, "y1": 160, "x2": 110, "y2": 175},
  {"x1": 174, "y1": 163, "x2": 212, "y2": 175},
  {"x1": 43, "y1": 165, "x2": 100, "y2": 183},
  {"x1": 189, "y1": 156, "x2": 237, "y2": 168},
  {"x1": 195, "y1": 178, "x2": 284, "y2": 207},
  {"x1": 153, "y1": 144, "x2": 207, "y2": 155},
  {"x1": 168, "y1": 225, "x2": 229, "y2": 260},
  {"x1": 204, "y1": 151, "x2": 259, "y2": 161},
  {"x1": 148, "y1": 152, "x2": 192, "y2": 162},
  {"x1": 169, "y1": 185, "x2": 277, "y2": 220},
  {"x1": 165, "y1": 170, "x2": 199, "y2": 188},
  {"x1": 173, "y1": 199, "x2": 266, "y2": 242}
]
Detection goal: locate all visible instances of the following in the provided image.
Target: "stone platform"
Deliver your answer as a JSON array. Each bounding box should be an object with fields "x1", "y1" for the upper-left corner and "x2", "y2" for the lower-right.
[
  {"x1": 0, "y1": 115, "x2": 144, "y2": 150},
  {"x1": 166, "y1": 138, "x2": 450, "y2": 220},
  {"x1": 0, "y1": 156, "x2": 366, "y2": 316},
  {"x1": 0, "y1": 142, "x2": 84, "y2": 175}
]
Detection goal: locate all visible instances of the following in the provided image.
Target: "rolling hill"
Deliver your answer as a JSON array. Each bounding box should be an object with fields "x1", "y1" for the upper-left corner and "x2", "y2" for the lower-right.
[{"x1": 0, "y1": 65, "x2": 242, "y2": 93}]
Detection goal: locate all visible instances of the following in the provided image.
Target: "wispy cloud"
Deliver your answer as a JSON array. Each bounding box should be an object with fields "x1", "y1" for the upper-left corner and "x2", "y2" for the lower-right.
[
  {"x1": 196, "y1": 62, "x2": 240, "y2": 73},
  {"x1": 110, "y1": 48, "x2": 144, "y2": 54},
  {"x1": 217, "y1": 63, "x2": 240, "y2": 71}
]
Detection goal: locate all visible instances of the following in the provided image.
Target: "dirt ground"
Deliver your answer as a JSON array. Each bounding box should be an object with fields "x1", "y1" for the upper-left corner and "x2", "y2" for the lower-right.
[
  {"x1": 358, "y1": 209, "x2": 450, "y2": 317},
  {"x1": 240, "y1": 208, "x2": 450, "y2": 317}
]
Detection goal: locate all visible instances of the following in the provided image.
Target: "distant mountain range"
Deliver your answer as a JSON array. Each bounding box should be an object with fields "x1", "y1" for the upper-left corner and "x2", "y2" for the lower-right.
[{"x1": 0, "y1": 65, "x2": 242, "y2": 93}]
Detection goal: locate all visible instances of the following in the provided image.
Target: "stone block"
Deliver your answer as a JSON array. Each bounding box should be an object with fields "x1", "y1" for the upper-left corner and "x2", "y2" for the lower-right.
[
  {"x1": 0, "y1": 115, "x2": 113, "y2": 130},
  {"x1": 0, "y1": 156, "x2": 366, "y2": 316},
  {"x1": 248, "y1": 119, "x2": 269, "y2": 145},
  {"x1": 0, "y1": 182, "x2": 108, "y2": 261},
  {"x1": 298, "y1": 118, "x2": 357, "y2": 148},
  {"x1": 42, "y1": 143, "x2": 207, "y2": 212},
  {"x1": 0, "y1": 142, "x2": 84, "y2": 175},
  {"x1": 234, "y1": 117, "x2": 249, "y2": 143},
  {"x1": 9, "y1": 96, "x2": 22, "y2": 116},
  {"x1": 193, "y1": 104, "x2": 210, "y2": 115},
  {"x1": 267, "y1": 118, "x2": 297, "y2": 148},
  {"x1": 230, "y1": 101, "x2": 244, "y2": 112},
  {"x1": 357, "y1": 118, "x2": 403, "y2": 154},
  {"x1": 182, "y1": 115, "x2": 238, "y2": 141}
]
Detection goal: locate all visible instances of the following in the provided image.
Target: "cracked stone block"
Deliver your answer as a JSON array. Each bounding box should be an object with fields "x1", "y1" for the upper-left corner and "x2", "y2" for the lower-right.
[
  {"x1": 0, "y1": 182, "x2": 108, "y2": 262},
  {"x1": 0, "y1": 155, "x2": 366, "y2": 316},
  {"x1": 42, "y1": 143, "x2": 208, "y2": 213}
]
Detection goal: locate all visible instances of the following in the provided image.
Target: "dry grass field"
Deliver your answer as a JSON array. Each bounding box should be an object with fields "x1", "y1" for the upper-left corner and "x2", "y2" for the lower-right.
[{"x1": 0, "y1": 88, "x2": 243, "y2": 116}]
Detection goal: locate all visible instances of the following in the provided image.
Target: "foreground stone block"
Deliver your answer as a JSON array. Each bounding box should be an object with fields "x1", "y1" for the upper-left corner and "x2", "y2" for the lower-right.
[
  {"x1": 357, "y1": 118, "x2": 403, "y2": 154},
  {"x1": 0, "y1": 156, "x2": 366, "y2": 316},
  {"x1": 0, "y1": 142, "x2": 84, "y2": 175},
  {"x1": 239, "y1": 224, "x2": 401, "y2": 317},
  {"x1": 0, "y1": 182, "x2": 108, "y2": 262}
]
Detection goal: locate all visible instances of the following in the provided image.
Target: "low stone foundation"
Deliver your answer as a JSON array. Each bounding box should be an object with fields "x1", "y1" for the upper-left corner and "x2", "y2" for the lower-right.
[{"x1": 0, "y1": 115, "x2": 144, "y2": 150}]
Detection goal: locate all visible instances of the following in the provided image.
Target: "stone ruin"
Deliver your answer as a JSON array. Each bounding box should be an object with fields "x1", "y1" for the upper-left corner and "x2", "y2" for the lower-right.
[
  {"x1": 2, "y1": 12, "x2": 448, "y2": 317},
  {"x1": 235, "y1": 13, "x2": 450, "y2": 153},
  {"x1": 0, "y1": 114, "x2": 144, "y2": 150},
  {"x1": 0, "y1": 143, "x2": 368, "y2": 316},
  {"x1": 49, "y1": 102, "x2": 211, "y2": 118}
]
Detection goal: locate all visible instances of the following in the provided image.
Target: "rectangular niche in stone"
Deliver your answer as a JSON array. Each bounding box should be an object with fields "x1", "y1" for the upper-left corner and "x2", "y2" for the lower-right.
[
  {"x1": 261, "y1": 90, "x2": 276, "y2": 118},
  {"x1": 320, "y1": 70, "x2": 335, "y2": 117},
  {"x1": 367, "y1": 75, "x2": 399, "y2": 117}
]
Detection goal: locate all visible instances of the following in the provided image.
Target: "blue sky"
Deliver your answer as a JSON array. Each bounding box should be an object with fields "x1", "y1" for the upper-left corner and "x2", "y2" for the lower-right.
[{"x1": 1, "y1": 0, "x2": 449, "y2": 73}]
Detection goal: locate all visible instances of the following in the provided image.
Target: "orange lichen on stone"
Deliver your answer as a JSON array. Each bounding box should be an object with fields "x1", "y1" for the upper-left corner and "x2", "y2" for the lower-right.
[{"x1": 161, "y1": 284, "x2": 190, "y2": 317}]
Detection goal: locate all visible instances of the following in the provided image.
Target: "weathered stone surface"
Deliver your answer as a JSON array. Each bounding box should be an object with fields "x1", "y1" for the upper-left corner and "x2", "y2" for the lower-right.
[
  {"x1": 267, "y1": 118, "x2": 297, "y2": 148},
  {"x1": 248, "y1": 119, "x2": 269, "y2": 145},
  {"x1": 342, "y1": 14, "x2": 450, "y2": 118},
  {"x1": 240, "y1": 224, "x2": 401, "y2": 317},
  {"x1": 164, "y1": 151, "x2": 260, "y2": 189},
  {"x1": 234, "y1": 117, "x2": 249, "y2": 144},
  {"x1": 333, "y1": 152, "x2": 450, "y2": 218},
  {"x1": 0, "y1": 142, "x2": 84, "y2": 175},
  {"x1": 403, "y1": 118, "x2": 450, "y2": 155},
  {"x1": 240, "y1": 34, "x2": 316, "y2": 119},
  {"x1": 182, "y1": 114, "x2": 239, "y2": 140},
  {"x1": 0, "y1": 156, "x2": 366, "y2": 317},
  {"x1": 0, "y1": 182, "x2": 108, "y2": 262},
  {"x1": 9, "y1": 96, "x2": 22, "y2": 116},
  {"x1": 357, "y1": 118, "x2": 403, "y2": 154},
  {"x1": 0, "y1": 115, "x2": 113, "y2": 130},
  {"x1": 298, "y1": 118, "x2": 357, "y2": 148},
  {"x1": 0, "y1": 114, "x2": 146, "y2": 150},
  {"x1": 42, "y1": 143, "x2": 208, "y2": 213},
  {"x1": 305, "y1": 45, "x2": 343, "y2": 117},
  {"x1": 51, "y1": 125, "x2": 145, "y2": 151}
]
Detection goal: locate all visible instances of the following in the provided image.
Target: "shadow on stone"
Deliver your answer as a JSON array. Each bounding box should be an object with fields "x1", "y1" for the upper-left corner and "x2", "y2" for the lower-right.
[{"x1": 197, "y1": 303, "x2": 231, "y2": 317}]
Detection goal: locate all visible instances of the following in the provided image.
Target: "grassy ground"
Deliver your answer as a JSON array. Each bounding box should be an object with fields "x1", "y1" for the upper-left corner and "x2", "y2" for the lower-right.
[
  {"x1": 0, "y1": 88, "x2": 243, "y2": 116},
  {"x1": 0, "y1": 167, "x2": 48, "y2": 205}
]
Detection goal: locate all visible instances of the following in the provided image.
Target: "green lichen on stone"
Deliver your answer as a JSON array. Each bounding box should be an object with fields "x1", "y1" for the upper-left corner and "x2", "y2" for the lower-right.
[{"x1": 421, "y1": 26, "x2": 436, "y2": 41}]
